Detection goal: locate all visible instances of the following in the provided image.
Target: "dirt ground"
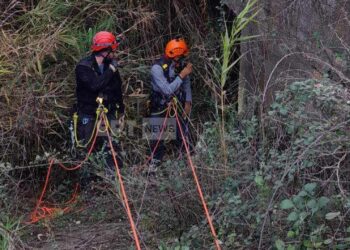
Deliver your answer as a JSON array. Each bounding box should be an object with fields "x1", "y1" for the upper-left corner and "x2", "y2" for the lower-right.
[{"x1": 20, "y1": 168, "x2": 201, "y2": 250}]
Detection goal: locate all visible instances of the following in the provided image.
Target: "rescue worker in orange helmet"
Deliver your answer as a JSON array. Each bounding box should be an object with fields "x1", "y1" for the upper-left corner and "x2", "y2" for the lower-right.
[
  {"x1": 148, "y1": 37, "x2": 193, "y2": 173},
  {"x1": 75, "y1": 31, "x2": 124, "y2": 182}
]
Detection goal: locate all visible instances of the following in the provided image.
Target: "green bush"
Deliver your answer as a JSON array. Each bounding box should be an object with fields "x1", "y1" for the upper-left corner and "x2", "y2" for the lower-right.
[{"x1": 179, "y1": 78, "x2": 350, "y2": 249}]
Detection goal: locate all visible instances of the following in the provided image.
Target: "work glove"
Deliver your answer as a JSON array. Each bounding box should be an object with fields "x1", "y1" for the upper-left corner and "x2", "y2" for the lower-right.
[
  {"x1": 108, "y1": 59, "x2": 119, "y2": 73},
  {"x1": 117, "y1": 114, "x2": 125, "y2": 131},
  {"x1": 178, "y1": 63, "x2": 193, "y2": 80},
  {"x1": 183, "y1": 101, "x2": 192, "y2": 119}
]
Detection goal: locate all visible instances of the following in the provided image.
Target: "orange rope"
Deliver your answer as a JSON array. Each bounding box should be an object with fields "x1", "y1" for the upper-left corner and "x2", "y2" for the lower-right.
[
  {"x1": 41, "y1": 184, "x2": 80, "y2": 207},
  {"x1": 28, "y1": 100, "x2": 220, "y2": 249},
  {"x1": 29, "y1": 159, "x2": 54, "y2": 223},
  {"x1": 173, "y1": 103, "x2": 222, "y2": 250},
  {"x1": 139, "y1": 104, "x2": 172, "y2": 171},
  {"x1": 103, "y1": 114, "x2": 142, "y2": 250},
  {"x1": 28, "y1": 114, "x2": 104, "y2": 224},
  {"x1": 57, "y1": 114, "x2": 102, "y2": 171},
  {"x1": 29, "y1": 160, "x2": 80, "y2": 224},
  {"x1": 64, "y1": 184, "x2": 80, "y2": 205},
  {"x1": 29, "y1": 104, "x2": 168, "y2": 224}
]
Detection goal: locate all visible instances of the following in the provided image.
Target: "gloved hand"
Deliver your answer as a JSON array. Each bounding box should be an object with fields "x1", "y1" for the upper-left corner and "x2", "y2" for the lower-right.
[
  {"x1": 109, "y1": 59, "x2": 119, "y2": 73},
  {"x1": 183, "y1": 101, "x2": 192, "y2": 118},
  {"x1": 178, "y1": 63, "x2": 193, "y2": 79},
  {"x1": 117, "y1": 114, "x2": 125, "y2": 131}
]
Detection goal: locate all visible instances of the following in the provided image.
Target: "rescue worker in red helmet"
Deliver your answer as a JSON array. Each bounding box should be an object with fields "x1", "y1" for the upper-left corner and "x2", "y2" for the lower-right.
[
  {"x1": 75, "y1": 31, "x2": 124, "y2": 181},
  {"x1": 148, "y1": 37, "x2": 193, "y2": 173}
]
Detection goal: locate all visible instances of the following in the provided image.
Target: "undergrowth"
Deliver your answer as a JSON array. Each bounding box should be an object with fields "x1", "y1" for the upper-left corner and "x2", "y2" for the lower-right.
[{"x1": 0, "y1": 0, "x2": 349, "y2": 249}]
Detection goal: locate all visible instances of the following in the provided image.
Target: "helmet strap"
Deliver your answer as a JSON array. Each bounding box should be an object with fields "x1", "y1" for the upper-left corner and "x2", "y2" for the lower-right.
[{"x1": 94, "y1": 47, "x2": 113, "y2": 57}]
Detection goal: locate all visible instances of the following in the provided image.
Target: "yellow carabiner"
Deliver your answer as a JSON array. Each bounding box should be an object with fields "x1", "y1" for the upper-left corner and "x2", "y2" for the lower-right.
[
  {"x1": 73, "y1": 110, "x2": 101, "y2": 148},
  {"x1": 96, "y1": 97, "x2": 103, "y2": 105}
]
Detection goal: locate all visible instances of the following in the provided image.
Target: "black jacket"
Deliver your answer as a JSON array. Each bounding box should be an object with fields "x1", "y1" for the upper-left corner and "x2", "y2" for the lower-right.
[{"x1": 75, "y1": 55, "x2": 124, "y2": 116}]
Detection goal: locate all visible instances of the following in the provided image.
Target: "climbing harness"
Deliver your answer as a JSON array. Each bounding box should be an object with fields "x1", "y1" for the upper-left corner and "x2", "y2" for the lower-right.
[
  {"x1": 72, "y1": 97, "x2": 110, "y2": 148},
  {"x1": 73, "y1": 111, "x2": 99, "y2": 148}
]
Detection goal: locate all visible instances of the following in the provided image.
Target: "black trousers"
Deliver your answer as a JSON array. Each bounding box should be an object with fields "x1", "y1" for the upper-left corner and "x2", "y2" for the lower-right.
[{"x1": 77, "y1": 113, "x2": 123, "y2": 181}]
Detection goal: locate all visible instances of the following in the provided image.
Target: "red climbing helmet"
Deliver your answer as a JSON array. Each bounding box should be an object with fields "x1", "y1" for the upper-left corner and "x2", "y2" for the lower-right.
[{"x1": 91, "y1": 31, "x2": 118, "y2": 52}]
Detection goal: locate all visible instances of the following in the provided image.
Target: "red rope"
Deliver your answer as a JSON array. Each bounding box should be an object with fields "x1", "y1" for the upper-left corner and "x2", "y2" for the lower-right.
[
  {"x1": 173, "y1": 103, "x2": 222, "y2": 250},
  {"x1": 28, "y1": 114, "x2": 104, "y2": 224},
  {"x1": 139, "y1": 104, "x2": 172, "y2": 171},
  {"x1": 57, "y1": 114, "x2": 102, "y2": 171},
  {"x1": 29, "y1": 159, "x2": 54, "y2": 223},
  {"x1": 29, "y1": 105, "x2": 169, "y2": 224},
  {"x1": 103, "y1": 114, "x2": 142, "y2": 250},
  {"x1": 28, "y1": 160, "x2": 80, "y2": 224}
]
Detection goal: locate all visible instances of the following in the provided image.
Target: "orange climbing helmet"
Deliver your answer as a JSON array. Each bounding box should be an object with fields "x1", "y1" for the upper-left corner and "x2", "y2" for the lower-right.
[
  {"x1": 91, "y1": 31, "x2": 119, "y2": 52},
  {"x1": 165, "y1": 38, "x2": 189, "y2": 58}
]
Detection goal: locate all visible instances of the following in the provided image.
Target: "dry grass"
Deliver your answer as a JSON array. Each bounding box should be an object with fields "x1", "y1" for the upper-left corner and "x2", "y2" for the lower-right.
[
  {"x1": 1, "y1": 1, "x2": 349, "y2": 249},
  {"x1": 0, "y1": 0, "x2": 223, "y2": 245}
]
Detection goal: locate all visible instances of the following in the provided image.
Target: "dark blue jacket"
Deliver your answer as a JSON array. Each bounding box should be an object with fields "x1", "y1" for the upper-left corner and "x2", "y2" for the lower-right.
[{"x1": 75, "y1": 55, "x2": 124, "y2": 116}]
